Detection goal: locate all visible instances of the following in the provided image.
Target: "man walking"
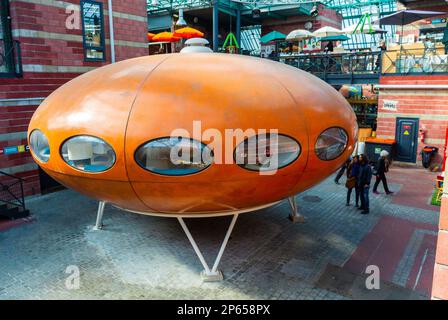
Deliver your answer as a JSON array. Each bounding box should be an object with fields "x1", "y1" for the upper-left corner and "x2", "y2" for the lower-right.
[{"x1": 373, "y1": 150, "x2": 393, "y2": 195}]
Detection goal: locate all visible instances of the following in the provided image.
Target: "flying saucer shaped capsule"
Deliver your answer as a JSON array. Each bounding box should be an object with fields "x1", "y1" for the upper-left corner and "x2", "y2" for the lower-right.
[{"x1": 28, "y1": 53, "x2": 357, "y2": 216}]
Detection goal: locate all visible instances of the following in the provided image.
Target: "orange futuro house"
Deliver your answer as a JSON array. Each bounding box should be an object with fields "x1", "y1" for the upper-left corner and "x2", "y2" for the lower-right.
[
  {"x1": 28, "y1": 53, "x2": 357, "y2": 280},
  {"x1": 28, "y1": 53, "x2": 357, "y2": 216}
]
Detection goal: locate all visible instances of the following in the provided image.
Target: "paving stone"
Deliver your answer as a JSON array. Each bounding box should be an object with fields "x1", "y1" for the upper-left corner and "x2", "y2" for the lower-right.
[{"x1": 0, "y1": 170, "x2": 439, "y2": 299}]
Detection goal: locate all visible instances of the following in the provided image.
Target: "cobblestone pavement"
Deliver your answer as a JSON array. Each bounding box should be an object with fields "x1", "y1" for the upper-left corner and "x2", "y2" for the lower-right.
[{"x1": 0, "y1": 167, "x2": 440, "y2": 299}]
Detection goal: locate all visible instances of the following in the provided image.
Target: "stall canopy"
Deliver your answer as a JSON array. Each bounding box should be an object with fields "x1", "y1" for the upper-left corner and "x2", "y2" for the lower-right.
[
  {"x1": 312, "y1": 26, "x2": 343, "y2": 38},
  {"x1": 260, "y1": 31, "x2": 286, "y2": 44},
  {"x1": 286, "y1": 29, "x2": 313, "y2": 41},
  {"x1": 319, "y1": 35, "x2": 350, "y2": 42},
  {"x1": 378, "y1": 10, "x2": 447, "y2": 26}
]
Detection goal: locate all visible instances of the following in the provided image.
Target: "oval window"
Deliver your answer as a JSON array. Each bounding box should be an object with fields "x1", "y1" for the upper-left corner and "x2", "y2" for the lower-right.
[
  {"x1": 234, "y1": 134, "x2": 300, "y2": 171},
  {"x1": 135, "y1": 137, "x2": 213, "y2": 176},
  {"x1": 315, "y1": 127, "x2": 348, "y2": 161},
  {"x1": 60, "y1": 136, "x2": 116, "y2": 172},
  {"x1": 29, "y1": 129, "x2": 50, "y2": 163}
]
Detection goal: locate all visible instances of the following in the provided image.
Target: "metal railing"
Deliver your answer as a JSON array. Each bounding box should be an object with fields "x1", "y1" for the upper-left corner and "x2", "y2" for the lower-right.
[
  {"x1": 382, "y1": 46, "x2": 448, "y2": 75},
  {"x1": 277, "y1": 51, "x2": 382, "y2": 83},
  {"x1": 0, "y1": 40, "x2": 22, "y2": 77},
  {"x1": 0, "y1": 170, "x2": 26, "y2": 212}
]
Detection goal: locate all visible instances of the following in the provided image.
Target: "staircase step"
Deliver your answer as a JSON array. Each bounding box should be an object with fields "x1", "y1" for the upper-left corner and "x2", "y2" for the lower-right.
[{"x1": 0, "y1": 206, "x2": 30, "y2": 220}]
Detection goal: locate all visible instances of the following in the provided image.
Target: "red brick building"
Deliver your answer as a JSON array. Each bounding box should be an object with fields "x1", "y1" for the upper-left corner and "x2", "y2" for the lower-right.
[
  {"x1": 391, "y1": 0, "x2": 448, "y2": 301},
  {"x1": 376, "y1": 76, "x2": 448, "y2": 165},
  {"x1": 0, "y1": 0, "x2": 148, "y2": 195},
  {"x1": 376, "y1": 0, "x2": 448, "y2": 166}
]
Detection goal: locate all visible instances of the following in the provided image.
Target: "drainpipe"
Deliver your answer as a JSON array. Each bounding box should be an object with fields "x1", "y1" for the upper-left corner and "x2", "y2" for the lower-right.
[{"x1": 108, "y1": 0, "x2": 116, "y2": 63}]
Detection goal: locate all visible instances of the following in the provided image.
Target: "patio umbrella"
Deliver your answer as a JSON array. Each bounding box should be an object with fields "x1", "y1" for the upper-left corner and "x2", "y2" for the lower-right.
[
  {"x1": 286, "y1": 29, "x2": 313, "y2": 41},
  {"x1": 377, "y1": 10, "x2": 447, "y2": 47},
  {"x1": 260, "y1": 31, "x2": 286, "y2": 44},
  {"x1": 312, "y1": 26, "x2": 343, "y2": 38},
  {"x1": 152, "y1": 32, "x2": 181, "y2": 42},
  {"x1": 377, "y1": 10, "x2": 447, "y2": 26},
  {"x1": 147, "y1": 32, "x2": 155, "y2": 41},
  {"x1": 319, "y1": 35, "x2": 350, "y2": 42},
  {"x1": 173, "y1": 27, "x2": 204, "y2": 39}
]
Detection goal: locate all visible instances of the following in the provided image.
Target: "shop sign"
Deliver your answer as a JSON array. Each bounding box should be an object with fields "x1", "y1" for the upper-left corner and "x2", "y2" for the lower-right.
[
  {"x1": 1, "y1": 144, "x2": 29, "y2": 156},
  {"x1": 383, "y1": 100, "x2": 398, "y2": 112}
]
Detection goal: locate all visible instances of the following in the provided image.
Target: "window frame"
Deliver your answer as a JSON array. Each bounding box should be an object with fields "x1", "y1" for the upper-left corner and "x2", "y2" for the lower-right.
[
  {"x1": 233, "y1": 133, "x2": 302, "y2": 172},
  {"x1": 59, "y1": 134, "x2": 117, "y2": 173},
  {"x1": 0, "y1": 0, "x2": 21, "y2": 78},
  {"x1": 80, "y1": 0, "x2": 106, "y2": 62},
  {"x1": 314, "y1": 127, "x2": 349, "y2": 161},
  {"x1": 134, "y1": 136, "x2": 214, "y2": 176}
]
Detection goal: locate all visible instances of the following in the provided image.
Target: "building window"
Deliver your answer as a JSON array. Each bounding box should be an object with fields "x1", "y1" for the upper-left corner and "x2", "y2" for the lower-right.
[
  {"x1": 1, "y1": 0, "x2": 21, "y2": 77},
  {"x1": 81, "y1": 0, "x2": 105, "y2": 61}
]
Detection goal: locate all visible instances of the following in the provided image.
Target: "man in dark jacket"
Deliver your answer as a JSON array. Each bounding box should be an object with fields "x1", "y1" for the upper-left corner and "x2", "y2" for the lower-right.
[
  {"x1": 357, "y1": 154, "x2": 372, "y2": 214},
  {"x1": 373, "y1": 150, "x2": 393, "y2": 195}
]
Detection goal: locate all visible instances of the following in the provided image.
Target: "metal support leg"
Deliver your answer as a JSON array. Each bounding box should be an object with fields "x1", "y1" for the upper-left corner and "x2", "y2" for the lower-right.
[
  {"x1": 93, "y1": 201, "x2": 106, "y2": 230},
  {"x1": 287, "y1": 196, "x2": 304, "y2": 223},
  {"x1": 178, "y1": 214, "x2": 239, "y2": 281}
]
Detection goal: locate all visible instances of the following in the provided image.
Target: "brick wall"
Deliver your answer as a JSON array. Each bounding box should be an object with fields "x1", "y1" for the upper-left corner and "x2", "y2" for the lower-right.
[
  {"x1": 376, "y1": 75, "x2": 448, "y2": 165},
  {"x1": 432, "y1": 158, "x2": 448, "y2": 299},
  {"x1": 0, "y1": 0, "x2": 148, "y2": 196}
]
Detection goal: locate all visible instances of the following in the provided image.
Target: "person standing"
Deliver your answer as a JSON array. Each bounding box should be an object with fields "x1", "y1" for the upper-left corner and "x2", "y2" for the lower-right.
[
  {"x1": 373, "y1": 150, "x2": 393, "y2": 195},
  {"x1": 358, "y1": 154, "x2": 372, "y2": 214},
  {"x1": 442, "y1": 23, "x2": 448, "y2": 54},
  {"x1": 346, "y1": 156, "x2": 360, "y2": 206},
  {"x1": 335, "y1": 157, "x2": 351, "y2": 184}
]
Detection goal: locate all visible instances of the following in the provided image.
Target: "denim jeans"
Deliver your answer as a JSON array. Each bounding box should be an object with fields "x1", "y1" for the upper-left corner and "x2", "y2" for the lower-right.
[
  {"x1": 346, "y1": 187, "x2": 360, "y2": 205},
  {"x1": 360, "y1": 186, "x2": 370, "y2": 210}
]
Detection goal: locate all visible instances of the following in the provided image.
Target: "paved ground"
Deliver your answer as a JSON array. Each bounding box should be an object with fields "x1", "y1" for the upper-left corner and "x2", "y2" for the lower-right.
[{"x1": 0, "y1": 166, "x2": 440, "y2": 300}]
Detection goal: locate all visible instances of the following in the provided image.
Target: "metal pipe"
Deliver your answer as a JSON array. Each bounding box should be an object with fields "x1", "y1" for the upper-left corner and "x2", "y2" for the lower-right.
[
  {"x1": 178, "y1": 217, "x2": 212, "y2": 274},
  {"x1": 236, "y1": 9, "x2": 241, "y2": 48},
  {"x1": 94, "y1": 201, "x2": 106, "y2": 230},
  {"x1": 213, "y1": 0, "x2": 219, "y2": 52},
  {"x1": 107, "y1": 0, "x2": 116, "y2": 63},
  {"x1": 211, "y1": 214, "x2": 238, "y2": 273}
]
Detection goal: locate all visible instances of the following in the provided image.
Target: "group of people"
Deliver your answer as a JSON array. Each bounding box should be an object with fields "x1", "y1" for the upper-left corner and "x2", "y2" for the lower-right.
[{"x1": 334, "y1": 150, "x2": 393, "y2": 214}]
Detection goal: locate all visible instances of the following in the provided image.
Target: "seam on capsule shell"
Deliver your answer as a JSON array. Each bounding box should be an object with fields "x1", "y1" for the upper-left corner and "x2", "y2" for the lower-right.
[
  {"x1": 122, "y1": 55, "x2": 174, "y2": 212},
  {"x1": 270, "y1": 67, "x2": 311, "y2": 183}
]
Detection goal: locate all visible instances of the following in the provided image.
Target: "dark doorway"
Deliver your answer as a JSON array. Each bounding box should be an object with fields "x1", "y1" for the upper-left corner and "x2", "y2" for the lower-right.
[
  {"x1": 395, "y1": 117, "x2": 419, "y2": 163},
  {"x1": 38, "y1": 167, "x2": 64, "y2": 194}
]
